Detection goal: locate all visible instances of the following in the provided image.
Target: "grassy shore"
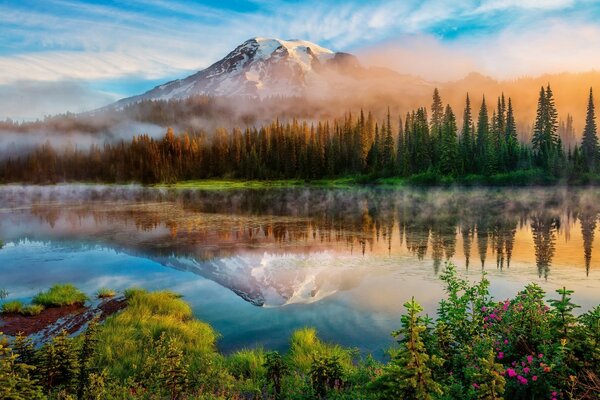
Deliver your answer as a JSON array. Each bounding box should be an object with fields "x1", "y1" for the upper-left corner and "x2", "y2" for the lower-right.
[
  {"x1": 2, "y1": 271, "x2": 598, "y2": 399},
  {"x1": 153, "y1": 169, "x2": 600, "y2": 190}
]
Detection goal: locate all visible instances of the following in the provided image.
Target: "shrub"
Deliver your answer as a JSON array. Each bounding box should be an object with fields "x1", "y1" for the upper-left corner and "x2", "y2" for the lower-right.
[
  {"x1": 21, "y1": 304, "x2": 44, "y2": 316},
  {"x1": 1, "y1": 300, "x2": 23, "y2": 314},
  {"x1": 96, "y1": 288, "x2": 116, "y2": 299},
  {"x1": 33, "y1": 284, "x2": 87, "y2": 307}
]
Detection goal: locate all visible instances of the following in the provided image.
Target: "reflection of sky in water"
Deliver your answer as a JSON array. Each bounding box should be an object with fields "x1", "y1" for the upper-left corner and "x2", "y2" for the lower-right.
[
  {"x1": 0, "y1": 185, "x2": 599, "y2": 354},
  {"x1": 1, "y1": 239, "x2": 598, "y2": 356}
]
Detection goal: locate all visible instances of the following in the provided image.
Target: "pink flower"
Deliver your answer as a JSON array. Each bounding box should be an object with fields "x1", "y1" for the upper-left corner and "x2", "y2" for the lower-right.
[
  {"x1": 497, "y1": 352, "x2": 504, "y2": 359},
  {"x1": 473, "y1": 383, "x2": 480, "y2": 389},
  {"x1": 532, "y1": 375, "x2": 538, "y2": 381},
  {"x1": 504, "y1": 339, "x2": 508, "y2": 344},
  {"x1": 552, "y1": 392, "x2": 557, "y2": 396},
  {"x1": 523, "y1": 367, "x2": 530, "y2": 374},
  {"x1": 538, "y1": 354, "x2": 544, "y2": 358},
  {"x1": 481, "y1": 306, "x2": 487, "y2": 312},
  {"x1": 517, "y1": 375, "x2": 528, "y2": 385},
  {"x1": 506, "y1": 368, "x2": 517, "y2": 378},
  {"x1": 527, "y1": 355, "x2": 533, "y2": 364},
  {"x1": 484, "y1": 316, "x2": 489, "y2": 322},
  {"x1": 490, "y1": 313, "x2": 497, "y2": 319}
]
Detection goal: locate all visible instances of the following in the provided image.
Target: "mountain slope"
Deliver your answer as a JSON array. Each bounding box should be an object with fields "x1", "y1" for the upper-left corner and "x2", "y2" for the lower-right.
[{"x1": 117, "y1": 37, "x2": 361, "y2": 105}]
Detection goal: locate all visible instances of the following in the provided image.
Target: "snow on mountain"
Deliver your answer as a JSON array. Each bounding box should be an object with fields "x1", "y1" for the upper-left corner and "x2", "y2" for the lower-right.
[{"x1": 117, "y1": 37, "x2": 360, "y2": 105}]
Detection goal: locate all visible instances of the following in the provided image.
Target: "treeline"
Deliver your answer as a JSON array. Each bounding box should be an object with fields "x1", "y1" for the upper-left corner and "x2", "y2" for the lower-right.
[
  {"x1": 1, "y1": 86, "x2": 599, "y2": 184},
  {"x1": 2, "y1": 269, "x2": 599, "y2": 399}
]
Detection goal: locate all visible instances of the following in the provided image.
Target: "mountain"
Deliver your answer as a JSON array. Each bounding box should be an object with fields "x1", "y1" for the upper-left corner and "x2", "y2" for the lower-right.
[{"x1": 116, "y1": 37, "x2": 362, "y2": 106}]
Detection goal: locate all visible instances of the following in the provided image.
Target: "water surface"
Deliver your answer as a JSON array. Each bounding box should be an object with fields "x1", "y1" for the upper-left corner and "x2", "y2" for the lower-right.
[{"x1": 0, "y1": 185, "x2": 599, "y2": 355}]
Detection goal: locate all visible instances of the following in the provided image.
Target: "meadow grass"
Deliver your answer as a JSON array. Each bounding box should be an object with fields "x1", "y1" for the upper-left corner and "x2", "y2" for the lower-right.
[
  {"x1": 32, "y1": 283, "x2": 88, "y2": 307},
  {"x1": 95, "y1": 289, "x2": 219, "y2": 379},
  {"x1": 287, "y1": 327, "x2": 356, "y2": 373},
  {"x1": 96, "y1": 287, "x2": 117, "y2": 299},
  {"x1": 1, "y1": 300, "x2": 23, "y2": 314}
]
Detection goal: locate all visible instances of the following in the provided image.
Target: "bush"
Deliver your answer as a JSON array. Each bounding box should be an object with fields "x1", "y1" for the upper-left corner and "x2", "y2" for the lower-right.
[
  {"x1": 21, "y1": 304, "x2": 45, "y2": 316},
  {"x1": 96, "y1": 288, "x2": 116, "y2": 299},
  {"x1": 1, "y1": 300, "x2": 23, "y2": 314},
  {"x1": 33, "y1": 284, "x2": 88, "y2": 307}
]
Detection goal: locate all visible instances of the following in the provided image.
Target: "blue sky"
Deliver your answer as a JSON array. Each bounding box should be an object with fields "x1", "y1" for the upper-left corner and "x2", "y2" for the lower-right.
[{"x1": 1, "y1": 0, "x2": 600, "y2": 118}]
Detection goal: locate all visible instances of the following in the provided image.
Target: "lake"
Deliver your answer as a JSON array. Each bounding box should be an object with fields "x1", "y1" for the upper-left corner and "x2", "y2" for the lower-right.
[{"x1": 0, "y1": 185, "x2": 599, "y2": 357}]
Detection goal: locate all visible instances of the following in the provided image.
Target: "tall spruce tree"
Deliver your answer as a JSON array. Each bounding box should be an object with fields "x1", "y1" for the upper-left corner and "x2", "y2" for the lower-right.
[
  {"x1": 581, "y1": 88, "x2": 599, "y2": 172},
  {"x1": 476, "y1": 97, "x2": 490, "y2": 174},
  {"x1": 460, "y1": 94, "x2": 474, "y2": 174},
  {"x1": 440, "y1": 104, "x2": 458, "y2": 176}
]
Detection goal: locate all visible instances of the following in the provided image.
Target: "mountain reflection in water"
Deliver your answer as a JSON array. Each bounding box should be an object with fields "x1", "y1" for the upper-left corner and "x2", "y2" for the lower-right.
[{"x1": 0, "y1": 185, "x2": 599, "y2": 308}]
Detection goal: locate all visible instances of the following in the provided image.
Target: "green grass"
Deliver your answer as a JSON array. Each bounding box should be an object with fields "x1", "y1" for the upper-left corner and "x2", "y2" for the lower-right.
[
  {"x1": 1, "y1": 300, "x2": 23, "y2": 314},
  {"x1": 287, "y1": 327, "x2": 356, "y2": 373},
  {"x1": 21, "y1": 304, "x2": 44, "y2": 316},
  {"x1": 156, "y1": 179, "x2": 306, "y2": 190},
  {"x1": 96, "y1": 287, "x2": 117, "y2": 299},
  {"x1": 95, "y1": 289, "x2": 219, "y2": 379},
  {"x1": 32, "y1": 283, "x2": 88, "y2": 307}
]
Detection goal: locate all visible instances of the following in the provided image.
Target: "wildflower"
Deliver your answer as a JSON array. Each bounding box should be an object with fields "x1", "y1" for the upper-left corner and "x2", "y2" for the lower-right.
[
  {"x1": 538, "y1": 353, "x2": 543, "y2": 358},
  {"x1": 497, "y1": 352, "x2": 504, "y2": 359},
  {"x1": 527, "y1": 355, "x2": 533, "y2": 363},
  {"x1": 517, "y1": 375, "x2": 528, "y2": 385},
  {"x1": 481, "y1": 306, "x2": 487, "y2": 312},
  {"x1": 532, "y1": 375, "x2": 538, "y2": 381},
  {"x1": 490, "y1": 313, "x2": 497, "y2": 319},
  {"x1": 523, "y1": 367, "x2": 530, "y2": 374},
  {"x1": 552, "y1": 391, "x2": 557, "y2": 396},
  {"x1": 504, "y1": 339, "x2": 508, "y2": 344},
  {"x1": 473, "y1": 383, "x2": 480, "y2": 389},
  {"x1": 506, "y1": 368, "x2": 517, "y2": 378}
]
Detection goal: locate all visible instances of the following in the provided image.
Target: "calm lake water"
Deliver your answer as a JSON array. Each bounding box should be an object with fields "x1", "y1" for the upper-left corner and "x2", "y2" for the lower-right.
[{"x1": 0, "y1": 185, "x2": 599, "y2": 356}]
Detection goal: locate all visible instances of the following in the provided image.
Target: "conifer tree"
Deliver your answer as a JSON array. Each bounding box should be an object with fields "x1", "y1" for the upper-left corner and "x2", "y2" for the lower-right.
[
  {"x1": 476, "y1": 97, "x2": 490, "y2": 174},
  {"x1": 460, "y1": 94, "x2": 474, "y2": 174},
  {"x1": 581, "y1": 88, "x2": 599, "y2": 172},
  {"x1": 370, "y1": 298, "x2": 442, "y2": 399},
  {"x1": 440, "y1": 104, "x2": 458, "y2": 176}
]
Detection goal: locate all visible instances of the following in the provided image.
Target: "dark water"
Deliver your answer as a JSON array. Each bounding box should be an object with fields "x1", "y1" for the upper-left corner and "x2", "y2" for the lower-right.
[{"x1": 0, "y1": 185, "x2": 599, "y2": 356}]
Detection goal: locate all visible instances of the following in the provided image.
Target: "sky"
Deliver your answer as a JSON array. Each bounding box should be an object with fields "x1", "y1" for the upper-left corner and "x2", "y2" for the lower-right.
[{"x1": 2, "y1": 0, "x2": 600, "y2": 119}]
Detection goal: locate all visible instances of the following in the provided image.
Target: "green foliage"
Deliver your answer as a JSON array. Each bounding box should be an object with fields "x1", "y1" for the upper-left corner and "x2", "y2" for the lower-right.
[
  {"x1": 39, "y1": 330, "x2": 78, "y2": 390},
  {"x1": 2, "y1": 278, "x2": 598, "y2": 399},
  {"x1": 0, "y1": 333, "x2": 44, "y2": 399},
  {"x1": 1, "y1": 300, "x2": 24, "y2": 314},
  {"x1": 287, "y1": 327, "x2": 355, "y2": 374},
  {"x1": 264, "y1": 351, "x2": 288, "y2": 399},
  {"x1": 33, "y1": 284, "x2": 88, "y2": 307},
  {"x1": 370, "y1": 297, "x2": 443, "y2": 399},
  {"x1": 310, "y1": 354, "x2": 344, "y2": 398}
]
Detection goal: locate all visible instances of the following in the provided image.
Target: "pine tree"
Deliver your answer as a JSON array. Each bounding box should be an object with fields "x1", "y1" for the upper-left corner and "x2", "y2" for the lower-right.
[
  {"x1": 370, "y1": 298, "x2": 442, "y2": 399},
  {"x1": 0, "y1": 334, "x2": 44, "y2": 400},
  {"x1": 440, "y1": 104, "x2": 458, "y2": 176},
  {"x1": 505, "y1": 98, "x2": 519, "y2": 170},
  {"x1": 431, "y1": 89, "x2": 444, "y2": 165},
  {"x1": 476, "y1": 97, "x2": 490, "y2": 174},
  {"x1": 581, "y1": 88, "x2": 599, "y2": 172},
  {"x1": 460, "y1": 94, "x2": 474, "y2": 174},
  {"x1": 77, "y1": 320, "x2": 99, "y2": 400}
]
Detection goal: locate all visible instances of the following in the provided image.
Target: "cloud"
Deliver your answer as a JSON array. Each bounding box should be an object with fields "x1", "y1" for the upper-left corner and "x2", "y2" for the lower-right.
[
  {"x1": 357, "y1": 18, "x2": 600, "y2": 81},
  {"x1": 0, "y1": 80, "x2": 117, "y2": 120}
]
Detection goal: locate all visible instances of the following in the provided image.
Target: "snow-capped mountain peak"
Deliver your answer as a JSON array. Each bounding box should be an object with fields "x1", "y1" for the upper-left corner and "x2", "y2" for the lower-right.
[{"x1": 117, "y1": 37, "x2": 360, "y2": 105}]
